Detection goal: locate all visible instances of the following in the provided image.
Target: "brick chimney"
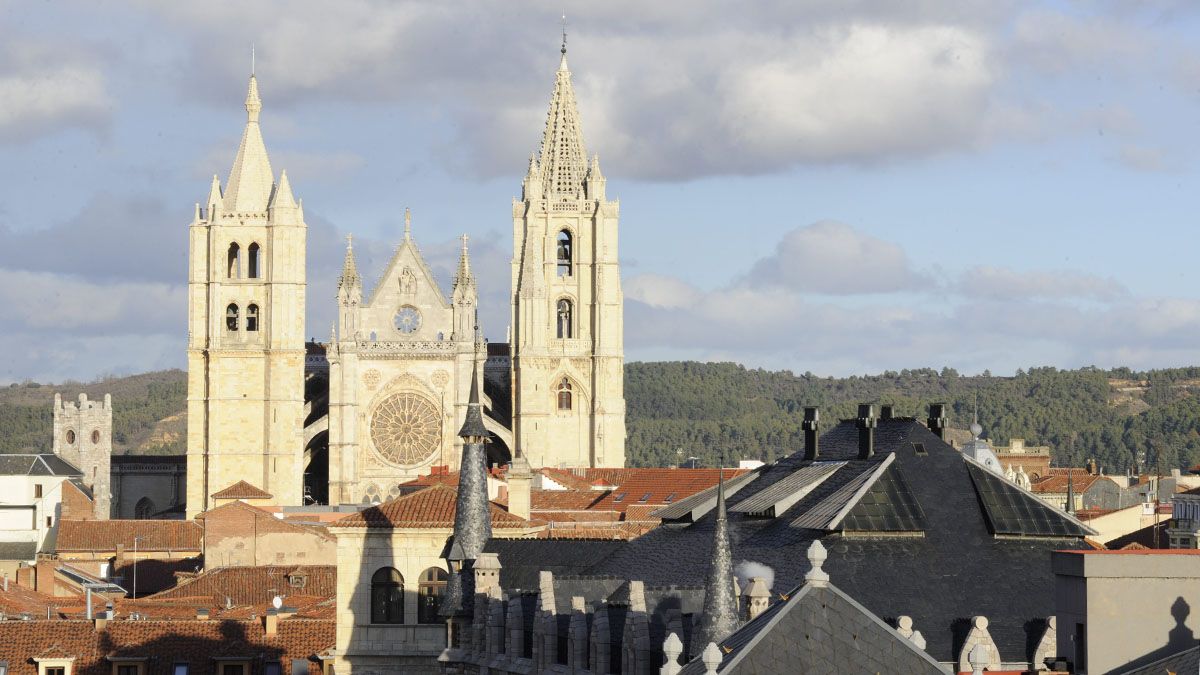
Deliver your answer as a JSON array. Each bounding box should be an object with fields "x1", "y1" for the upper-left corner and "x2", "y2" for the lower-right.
[
  {"x1": 506, "y1": 457, "x2": 533, "y2": 521},
  {"x1": 802, "y1": 407, "x2": 820, "y2": 460},
  {"x1": 264, "y1": 608, "x2": 278, "y2": 636}
]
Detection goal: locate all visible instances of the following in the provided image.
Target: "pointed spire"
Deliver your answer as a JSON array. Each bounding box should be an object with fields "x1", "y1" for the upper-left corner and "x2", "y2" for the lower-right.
[
  {"x1": 453, "y1": 234, "x2": 475, "y2": 289},
  {"x1": 697, "y1": 469, "x2": 739, "y2": 651},
  {"x1": 205, "y1": 175, "x2": 222, "y2": 217},
  {"x1": 446, "y1": 355, "x2": 492, "y2": 569},
  {"x1": 223, "y1": 74, "x2": 275, "y2": 213},
  {"x1": 270, "y1": 169, "x2": 297, "y2": 210},
  {"x1": 458, "y1": 363, "x2": 488, "y2": 441},
  {"x1": 538, "y1": 40, "x2": 589, "y2": 199},
  {"x1": 337, "y1": 234, "x2": 361, "y2": 304}
]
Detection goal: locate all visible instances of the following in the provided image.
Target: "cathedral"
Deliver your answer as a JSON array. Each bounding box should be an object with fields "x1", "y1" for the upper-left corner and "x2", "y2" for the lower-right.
[{"x1": 185, "y1": 42, "x2": 625, "y2": 516}]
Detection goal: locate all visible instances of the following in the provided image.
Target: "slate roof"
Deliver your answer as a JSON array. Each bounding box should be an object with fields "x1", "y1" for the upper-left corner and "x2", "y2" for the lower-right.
[
  {"x1": 211, "y1": 479, "x2": 273, "y2": 499},
  {"x1": 492, "y1": 417, "x2": 1092, "y2": 664},
  {"x1": 483, "y1": 538, "x2": 627, "y2": 590},
  {"x1": 328, "y1": 483, "x2": 532, "y2": 529},
  {"x1": 0, "y1": 541, "x2": 37, "y2": 561},
  {"x1": 0, "y1": 453, "x2": 81, "y2": 477},
  {"x1": 678, "y1": 581, "x2": 945, "y2": 674},
  {"x1": 55, "y1": 519, "x2": 203, "y2": 552},
  {"x1": 1116, "y1": 644, "x2": 1200, "y2": 674}
]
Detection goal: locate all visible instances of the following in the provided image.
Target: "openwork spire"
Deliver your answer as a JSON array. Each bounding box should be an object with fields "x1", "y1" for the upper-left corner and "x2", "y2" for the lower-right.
[
  {"x1": 537, "y1": 44, "x2": 588, "y2": 199},
  {"x1": 337, "y1": 234, "x2": 361, "y2": 303},
  {"x1": 697, "y1": 471, "x2": 739, "y2": 651},
  {"x1": 223, "y1": 74, "x2": 275, "y2": 212}
]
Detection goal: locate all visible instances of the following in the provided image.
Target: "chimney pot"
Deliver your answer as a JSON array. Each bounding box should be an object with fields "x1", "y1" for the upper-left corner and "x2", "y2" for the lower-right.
[
  {"x1": 880, "y1": 404, "x2": 895, "y2": 420},
  {"x1": 927, "y1": 403, "x2": 948, "y2": 440},
  {"x1": 802, "y1": 406, "x2": 820, "y2": 460},
  {"x1": 857, "y1": 404, "x2": 876, "y2": 459}
]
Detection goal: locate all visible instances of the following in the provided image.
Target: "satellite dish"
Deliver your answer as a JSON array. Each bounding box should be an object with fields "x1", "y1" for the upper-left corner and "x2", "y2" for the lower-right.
[{"x1": 272, "y1": 595, "x2": 283, "y2": 610}]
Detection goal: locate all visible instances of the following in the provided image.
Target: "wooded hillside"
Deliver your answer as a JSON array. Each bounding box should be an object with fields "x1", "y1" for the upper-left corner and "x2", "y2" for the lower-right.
[{"x1": 4, "y1": 363, "x2": 1200, "y2": 473}]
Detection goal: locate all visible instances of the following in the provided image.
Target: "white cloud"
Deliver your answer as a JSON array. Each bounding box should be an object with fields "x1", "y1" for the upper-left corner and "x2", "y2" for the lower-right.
[
  {"x1": 745, "y1": 221, "x2": 930, "y2": 294},
  {"x1": 0, "y1": 40, "x2": 112, "y2": 142}
]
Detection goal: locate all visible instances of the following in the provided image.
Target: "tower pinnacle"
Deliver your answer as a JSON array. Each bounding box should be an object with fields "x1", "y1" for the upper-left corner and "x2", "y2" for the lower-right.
[
  {"x1": 223, "y1": 73, "x2": 274, "y2": 212},
  {"x1": 538, "y1": 40, "x2": 588, "y2": 199}
]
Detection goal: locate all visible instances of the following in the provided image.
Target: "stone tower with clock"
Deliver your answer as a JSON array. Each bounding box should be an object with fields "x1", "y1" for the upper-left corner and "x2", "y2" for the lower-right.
[
  {"x1": 326, "y1": 212, "x2": 501, "y2": 504},
  {"x1": 185, "y1": 73, "x2": 307, "y2": 518},
  {"x1": 510, "y1": 43, "x2": 627, "y2": 468}
]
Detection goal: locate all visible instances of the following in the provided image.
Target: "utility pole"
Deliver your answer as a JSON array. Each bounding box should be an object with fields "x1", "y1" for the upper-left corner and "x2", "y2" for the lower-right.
[{"x1": 132, "y1": 535, "x2": 142, "y2": 598}]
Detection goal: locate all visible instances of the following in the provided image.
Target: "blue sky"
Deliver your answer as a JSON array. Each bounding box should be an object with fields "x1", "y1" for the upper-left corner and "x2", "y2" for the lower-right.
[{"x1": 2, "y1": 0, "x2": 1200, "y2": 383}]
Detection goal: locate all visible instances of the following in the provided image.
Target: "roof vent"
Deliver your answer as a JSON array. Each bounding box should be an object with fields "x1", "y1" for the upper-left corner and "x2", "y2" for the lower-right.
[
  {"x1": 802, "y1": 407, "x2": 820, "y2": 460},
  {"x1": 857, "y1": 404, "x2": 876, "y2": 459},
  {"x1": 927, "y1": 403, "x2": 948, "y2": 440}
]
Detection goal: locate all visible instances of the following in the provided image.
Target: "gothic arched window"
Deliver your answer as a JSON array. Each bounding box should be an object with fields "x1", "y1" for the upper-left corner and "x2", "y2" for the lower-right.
[
  {"x1": 247, "y1": 242, "x2": 261, "y2": 278},
  {"x1": 556, "y1": 299, "x2": 573, "y2": 339},
  {"x1": 135, "y1": 497, "x2": 155, "y2": 519},
  {"x1": 227, "y1": 243, "x2": 241, "y2": 279},
  {"x1": 556, "y1": 230, "x2": 573, "y2": 277},
  {"x1": 246, "y1": 304, "x2": 260, "y2": 332},
  {"x1": 226, "y1": 303, "x2": 239, "y2": 331},
  {"x1": 371, "y1": 567, "x2": 405, "y2": 624},
  {"x1": 557, "y1": 378, "x2": 573, "y2": 411},
  {"x1": 417, "y1": 567, "x2": 448, "y2": 624}
]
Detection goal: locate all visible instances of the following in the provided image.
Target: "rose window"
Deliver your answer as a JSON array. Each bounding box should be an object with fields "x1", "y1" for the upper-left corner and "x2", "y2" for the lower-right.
[{"x1": 370, "y1": 392, "x2": 441, "y2": 465}]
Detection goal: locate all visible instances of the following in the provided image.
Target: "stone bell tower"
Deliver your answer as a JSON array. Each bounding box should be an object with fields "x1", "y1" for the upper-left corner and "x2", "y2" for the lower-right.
[
  {"x1": 186, "y1": 72, "x2": 307, "y2": 517},
  {"x1": 510, "y1": 39, "x2": 626, "y2": 468},
  {"x1": 52, "y1": 392, "x2": 112, "y2": 519}
]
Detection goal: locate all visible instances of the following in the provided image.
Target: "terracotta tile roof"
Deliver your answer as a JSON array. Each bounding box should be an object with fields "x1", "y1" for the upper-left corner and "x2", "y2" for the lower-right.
[
  {"x1": 55, "y1": 519, "x2": 202, "y2": 552},
  {"x1": 329, "y1": 484, "x2": 532, "y2": 529},
  {"x1": 0, "y1": 619, "x2": 333, "y2": 674},
  {"x1": 211, "y1": 480, "x2": 273, "y2": 499},
  {"x1": 531, "y1": 490, "x2": 607, "y2": 510},
  {"x1": 1030, "y1": 468, "x2": 1109, "y2": 494},
  {"x1": 0, "y1": 581, "x2": 64, "y2": 618},
  {"x1": 145, "y1": 565, "x2": 335, "y2": 606}
]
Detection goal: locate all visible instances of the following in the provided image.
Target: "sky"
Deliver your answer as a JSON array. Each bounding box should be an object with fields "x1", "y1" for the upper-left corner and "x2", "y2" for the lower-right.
[{"x1": 2, "y1": 0, "x2": 1200, "y2": 384}]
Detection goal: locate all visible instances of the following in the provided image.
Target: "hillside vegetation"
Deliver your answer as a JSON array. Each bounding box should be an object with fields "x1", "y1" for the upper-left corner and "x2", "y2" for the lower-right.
[{"x1": 4, "y1": 364, "x2": 1200, "y2": 473}]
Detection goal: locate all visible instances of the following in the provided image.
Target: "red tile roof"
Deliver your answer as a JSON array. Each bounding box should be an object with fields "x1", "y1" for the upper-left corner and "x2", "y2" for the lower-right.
[
  {"x1": 212, "y1": 480, "x2": 273, "y2": 499},
  {"x1": 0, "y1": 581, "x2": 65, "y2": 618},
  {"x1": 1030, "y1": 468, "x2": 1110, "y2": 494},
  {"x1": 145, "y1": 565, "x2": 336, "y2": 607},
  {"x1": 55, "y1": 519, "x2": 203, "y2": 552},
  {"x1": 329, "y1": 484, "x2": 532, "y2": 529},
  {"x1": 0, "y1": 619, "x2": 333, "y2": 674}
]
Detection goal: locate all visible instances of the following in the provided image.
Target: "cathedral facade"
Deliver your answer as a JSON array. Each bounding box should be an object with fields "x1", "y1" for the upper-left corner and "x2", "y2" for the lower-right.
[{"x1": 186, "y1": 43, "x2": 624, "y2": 513}]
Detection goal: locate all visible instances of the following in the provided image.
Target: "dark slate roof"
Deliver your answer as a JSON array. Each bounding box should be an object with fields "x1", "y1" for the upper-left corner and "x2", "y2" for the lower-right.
[
  {"x1": 0, "y1": 541, "x2": 37, "y2": 561},
  {"x1": 0, "y1": 454, "x2": 81, "y2": 477},
  {"x1": 1116, "y1": 644, "x2": 1200, "y2": 674},
  {"x1": 966, "y1": 459, "x2": 1092, "y2": 537},
  {"x1": 569, "y1": 418, "x2": 1092, "y2": 663},
  {"x1": 483, "y1": 538, "x2": 627, "y2": 590},
  {"x1": 679, "y1": 581, "x2": 945, "y2": 674}
]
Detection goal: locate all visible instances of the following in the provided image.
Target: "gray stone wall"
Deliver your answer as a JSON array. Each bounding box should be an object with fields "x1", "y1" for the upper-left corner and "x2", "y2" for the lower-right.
[{"x1": 52, "y1": 392, "x2": 112, "y2": 519}]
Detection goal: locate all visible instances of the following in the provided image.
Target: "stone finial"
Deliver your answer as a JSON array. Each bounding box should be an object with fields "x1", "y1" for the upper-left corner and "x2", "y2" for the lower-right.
[
  {"x1": 701, "y1": 642, "x2": 723, "y2": 674},
  {"x1": 1032, "y1": 616, "x2": 1057, "y2": 671},
  {"x1": 661, "y1": 633, "x2": 683, "y2": 675},
  {"x1": 804, "y1": 540, "x2": 830, "y2": 587},
  {"x1": 629, "y1": 580, "x2": 647, "y2": 613},
  {"x1": 896, "y1": 615, "x2": 914, "y2": 638},
  {"x1": 957, "y1": 615, "x2": 1001, "y2": 673},
  {"x1": 969, "y1": 644, "x2": 988, "y2": 675},
  {"x1": 910, "y1": 630, "x2": 926, "y2": 651}
]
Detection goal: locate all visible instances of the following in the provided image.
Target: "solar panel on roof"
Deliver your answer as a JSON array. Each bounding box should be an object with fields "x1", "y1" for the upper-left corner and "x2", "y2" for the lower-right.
[
  {"x1": 841, "y1": 463, "x2": 926, "y2": 533},
  {"x1": 731, "y1": 462, "x2": 845, "y2": 518},
  {"x1": 966, "y1": 460, "x2": 1093, "y2": 538},
  {"x1": 790, "y1": 456, "x2": 893, "y2": 531}
]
